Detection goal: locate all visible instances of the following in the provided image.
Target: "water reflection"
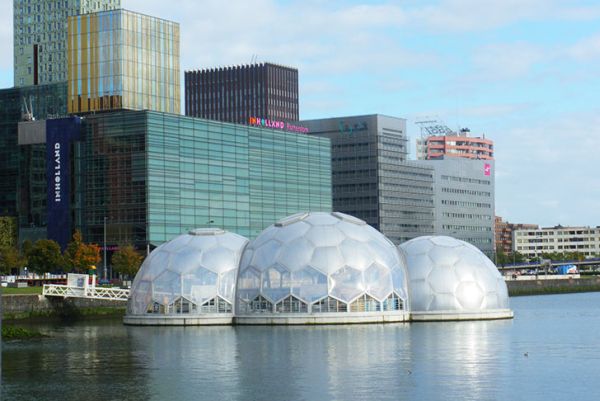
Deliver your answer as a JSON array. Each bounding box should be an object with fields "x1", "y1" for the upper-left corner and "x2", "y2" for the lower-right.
[
  {"x1": 4, "y1": 293, "x2": 600, "y2": 401},
  {"x1": 409, "y1": 320, "x2": 513, "y2": 401}
]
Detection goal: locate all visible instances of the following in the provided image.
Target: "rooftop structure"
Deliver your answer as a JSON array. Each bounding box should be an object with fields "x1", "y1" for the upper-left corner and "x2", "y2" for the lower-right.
[
  {"x1": 416, "y1": 120, "x2": 494, "y2": 161},
  {"x1": 185, "y1": 62, "x2": 299, "y2": 125}
]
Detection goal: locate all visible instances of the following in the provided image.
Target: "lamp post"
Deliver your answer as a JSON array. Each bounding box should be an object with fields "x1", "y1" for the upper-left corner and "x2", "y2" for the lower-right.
[{"x1": 103, "y1": 216, "x2": 107, "y2": 281}]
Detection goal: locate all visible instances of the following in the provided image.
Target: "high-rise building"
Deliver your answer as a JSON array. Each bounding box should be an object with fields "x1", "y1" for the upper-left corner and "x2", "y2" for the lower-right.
[
  {"x1": 185, "y1": 63, "x2": 299, "y2": 125},
  {"x1": 67, "y1": 9, "x2": 180, "y2": 114},
  {"x1": 416, "y1": 121, "x2": 493, "y2": 160},
  {"x1": 303, "y1": 115, "x2": 436, "y2": 244},
  {"x1": 13, "y1": 0, "x2": 121, "y2": 87},
  {"x1": 495, "y1": 216, "x2": 538, "y2": 254},
  {"x1": 305, "y1": 115, "x2": 497, "y2": 255}
]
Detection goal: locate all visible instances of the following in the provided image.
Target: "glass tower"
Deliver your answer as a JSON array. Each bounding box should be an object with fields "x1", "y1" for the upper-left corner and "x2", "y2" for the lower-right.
[
  {"x1": 67, "y1": 9, "x2": 180, "y2": 114},
  {"x1": 13, "y1": 0, "x2": 121, "y2": 87}
]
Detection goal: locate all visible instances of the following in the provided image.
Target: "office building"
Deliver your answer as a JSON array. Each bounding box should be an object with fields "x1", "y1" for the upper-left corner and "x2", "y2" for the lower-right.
[
  {"x1": 67, "y1": 9, "x2": 180, "y2": 114},
  {"x1": 185, "y1": 63, "x2": 299, "y2": 125},
  {"x1": 16, "y1": 110, "x2": 331, "y2": 249},
  {"x1": 303, "y1": 115, "x2": 435, "y2": 244},
  {"x1": 416, "y1": 121, "x2": 493, "y2": 160},
  {"x1": 495, "y1": 216, "x2": 538, "y2": 254},
  {"x1": 419, "y1": 158, "x2": 496, "y2": 257},
  {"x1": 13, "y1": 0, "x2": 121, "y2": 87},
  {"x1": 513, "y1": 226, "x2": 600, "y2": 259}
]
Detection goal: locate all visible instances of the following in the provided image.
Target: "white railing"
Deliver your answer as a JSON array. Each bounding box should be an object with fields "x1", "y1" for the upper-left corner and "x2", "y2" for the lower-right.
[{"x1": 43, "y1": 284, "x2": 129, "y2": 301}]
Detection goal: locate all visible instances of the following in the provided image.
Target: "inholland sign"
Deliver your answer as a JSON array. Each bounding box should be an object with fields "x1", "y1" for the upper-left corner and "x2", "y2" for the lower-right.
[{"x1": 249, "y1": 117, "x2": 309, "y2": 134}]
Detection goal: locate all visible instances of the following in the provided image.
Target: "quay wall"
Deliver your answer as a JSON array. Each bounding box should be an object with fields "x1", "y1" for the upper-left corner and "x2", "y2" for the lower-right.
[
  {"x1": 1, "y1": 294, "x2": 125, "y2": 320},
  {"x1": 507, "y1": 276, "x2": 600, "y2": 296}
]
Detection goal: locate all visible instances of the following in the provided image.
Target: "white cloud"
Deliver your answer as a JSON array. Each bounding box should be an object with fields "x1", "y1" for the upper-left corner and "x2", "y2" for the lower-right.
[
  {"x1": 471, "y1": 42, "x2": 545, "y2": 81},
  {"x1": 568, "y1": 33, "x2": 600, "y2": 61},
  {"x1": 494, "y1": 109, "x2": 600, "y2": 226}
]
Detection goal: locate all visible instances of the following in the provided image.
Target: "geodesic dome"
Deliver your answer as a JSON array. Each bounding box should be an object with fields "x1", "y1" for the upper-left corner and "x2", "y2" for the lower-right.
[
  {"x1": 127, "y1": 228, "x2": 248, "y2": 317},
  {"x1": 399, "y1": 236, "x2": 510, "y2": 315},
  {"x1": 236, "y1": 212, "x2": 409, "y2": 316}
]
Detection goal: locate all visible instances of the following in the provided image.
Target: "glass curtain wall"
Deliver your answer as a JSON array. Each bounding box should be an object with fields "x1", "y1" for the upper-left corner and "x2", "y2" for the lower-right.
[{"x1": 68, "y1": 9, "x2": 180, "y2": 114}]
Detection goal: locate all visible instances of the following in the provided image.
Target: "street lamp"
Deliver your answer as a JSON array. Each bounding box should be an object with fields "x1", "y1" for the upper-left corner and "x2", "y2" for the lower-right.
[{"x1": 103, "y1": 216, "x2": 107, "y2": 281}]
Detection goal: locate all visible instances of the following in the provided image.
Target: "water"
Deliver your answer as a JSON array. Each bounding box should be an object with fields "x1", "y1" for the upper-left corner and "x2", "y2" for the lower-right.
[{"x1": 3, "y1": 292, "x2": 600, "y2": 401}]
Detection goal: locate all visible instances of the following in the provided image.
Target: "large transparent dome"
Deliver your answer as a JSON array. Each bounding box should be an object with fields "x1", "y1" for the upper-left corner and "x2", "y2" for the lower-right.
[
  {"x1": 236, "y1": 212, "x2": 409, "y2": 316},
  {"x1": 399, "y1": 236, "x2": 510, "y2": 315},
  {"x1": 127, "y1": 228, "x2": 248, "y2": 316}
]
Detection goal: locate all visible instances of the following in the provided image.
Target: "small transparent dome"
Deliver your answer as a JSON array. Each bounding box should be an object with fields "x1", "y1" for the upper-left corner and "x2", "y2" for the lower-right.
[
  {"x1": 127, "y1": 228, "x2": 248, "y2": 316},
  {"x1": 399, "y1": 236, "x2": 509, "y2": 313},
  {"x1": 236, "y1": 212, "x2": 409, "y2": 315}
]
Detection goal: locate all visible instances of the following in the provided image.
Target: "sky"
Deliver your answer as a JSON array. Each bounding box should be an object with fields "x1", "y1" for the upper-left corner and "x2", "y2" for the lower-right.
[{"x1": 1, "y1": 0, "x2": 599, "y2": 228}]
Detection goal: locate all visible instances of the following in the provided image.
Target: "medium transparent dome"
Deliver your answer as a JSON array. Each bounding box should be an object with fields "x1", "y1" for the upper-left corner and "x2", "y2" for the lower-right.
[
  {"x1": 236, "y1": 212, "x2": 409, "y2": 315},
  {"x1": 127, "y1": 228, "x2": 248, "y2": 316},
  {"x1": 399, "y1": 236, "x2": 509, "y2": 313}
]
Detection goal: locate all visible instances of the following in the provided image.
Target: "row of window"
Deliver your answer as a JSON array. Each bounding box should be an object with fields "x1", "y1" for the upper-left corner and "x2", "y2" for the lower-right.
[{"x1": 241, "y1": 294, "x2": 404, "y2": 314}]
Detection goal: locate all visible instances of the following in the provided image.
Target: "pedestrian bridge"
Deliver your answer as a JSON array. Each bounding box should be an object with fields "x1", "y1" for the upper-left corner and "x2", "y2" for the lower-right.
[{"x1": 42, "y1": 273, "x2": 129, "y2": 302}]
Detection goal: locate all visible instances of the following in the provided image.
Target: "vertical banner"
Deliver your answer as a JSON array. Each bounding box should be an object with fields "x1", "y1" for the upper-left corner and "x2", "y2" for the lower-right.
[{"x1": 46, "y1": 117, "x2": 81, "y2": 250}]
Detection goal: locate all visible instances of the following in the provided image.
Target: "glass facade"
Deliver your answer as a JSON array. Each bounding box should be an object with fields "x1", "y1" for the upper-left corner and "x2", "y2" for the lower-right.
[
  {"x1": 0, "y1": 83, "x2": 67, "y2": 222},
  {"x1": 13, "y1": 0, "x2": 121, "y2": 87},
  {"x1": 67, "y1": 9, "x2": 180, "y2": 114},
  {"x1": 77, "y1": 110, "x2": 331, "y2": 249}
]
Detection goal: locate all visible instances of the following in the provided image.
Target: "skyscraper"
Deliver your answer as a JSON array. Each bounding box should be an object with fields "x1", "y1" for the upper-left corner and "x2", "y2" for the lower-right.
[
  {"x1": 13, "y1": 0, "x2": 121, "y2": 87},
  {"x1": 185, "y1": 63, "x2": 299, "y2": 125}
]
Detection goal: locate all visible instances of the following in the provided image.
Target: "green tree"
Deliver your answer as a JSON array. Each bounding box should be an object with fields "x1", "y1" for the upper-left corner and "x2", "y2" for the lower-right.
[
  {"x1": 112, "y1": 245, "x2": 144, "y2": 279},
  {"x1": 0, "y1": 246, "x2": 27, "y2": 274},
  {"x1": 0, "y1": 216, "x2": 18, "y2": 248},
  {"x1": 27, "y1": 239, "x2": 64, "y2": 273},
  {"x1": 63, "y1": 230, "x2": 101, "y2": 273}
]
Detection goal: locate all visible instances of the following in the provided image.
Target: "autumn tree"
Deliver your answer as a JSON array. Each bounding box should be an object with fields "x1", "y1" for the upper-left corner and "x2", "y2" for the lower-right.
[
  {"x1": 111, "y1": 245, "x2": 143, "y2": 279},
  {"x1": 63, "y1": 230, "x2": 101, "y2": 273},
  {"x1": 27, "y1": 239, "x2": 64, "y2": 273},
  {"x1": 0, "y1": 216, "x2": 17, "y2": 248},
  {"x1": 0, "y1": 246, "x2": 27, "y2": 274}
]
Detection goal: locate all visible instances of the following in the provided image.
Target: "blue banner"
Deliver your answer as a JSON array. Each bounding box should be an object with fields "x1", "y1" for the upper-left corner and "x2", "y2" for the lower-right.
[{"x1": 46, "y1": 117, "x2": 81, "y2": 250}]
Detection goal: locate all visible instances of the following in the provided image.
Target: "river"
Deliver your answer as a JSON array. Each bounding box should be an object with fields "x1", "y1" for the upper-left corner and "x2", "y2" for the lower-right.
[{"x1": 3, "y1": 292, "x2": 600, "y2": 401}]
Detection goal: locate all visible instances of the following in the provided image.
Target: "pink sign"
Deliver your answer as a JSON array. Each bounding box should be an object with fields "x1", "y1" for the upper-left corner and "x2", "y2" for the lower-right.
[
  {"x1": 249, "y1": 117, "x2": 309, "y2": 134},
  {"x1": 484, "y1": 163, "x2": 491, "y2": 176}
]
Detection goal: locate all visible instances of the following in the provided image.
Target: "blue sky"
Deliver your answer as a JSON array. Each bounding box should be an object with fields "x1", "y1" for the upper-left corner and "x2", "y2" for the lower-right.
[{"x1": 1, "y1": 0, "x2": 599, "y2": 227}]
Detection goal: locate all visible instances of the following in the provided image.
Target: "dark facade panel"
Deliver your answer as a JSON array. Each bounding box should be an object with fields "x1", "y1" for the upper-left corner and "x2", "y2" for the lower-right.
[{"x1": 185, "y1": 63, "x2": 299, "y2": 125}]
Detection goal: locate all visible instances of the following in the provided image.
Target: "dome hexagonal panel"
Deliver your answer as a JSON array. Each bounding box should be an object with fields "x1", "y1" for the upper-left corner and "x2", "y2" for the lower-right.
[
  {"x1": 236, "y1": 212, "x2": 410, "y2": 316},
  {"x1": 330, "y1": 266, "x2": 364, "y2": 303},
  {"x1": 126, "y1": 229, "x2": 248, "y2": 317},
  {"x1": 400, "y1": 236, "x2": 511, "y2": 315},
  {"x1": 290, "y1": 267, "x2": 328, "y2": 303}
]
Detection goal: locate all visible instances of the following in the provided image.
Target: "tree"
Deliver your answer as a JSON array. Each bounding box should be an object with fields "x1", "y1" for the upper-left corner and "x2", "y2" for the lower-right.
[
  {"x1": 63, "y1": 230, "x2": 101, "y2": 273},
  {"x1": 0, "y1": 216, "x2": 17, "y2": 248},
  {"x1": 111, "y1": 245, "x2": 144, "y2": 279},
  {"x1": 27, "y1": 239, "x2": 64, "y2": 273},
  {"x1": 0, "y1": 246, "x2": 27, "y2": 274}
]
